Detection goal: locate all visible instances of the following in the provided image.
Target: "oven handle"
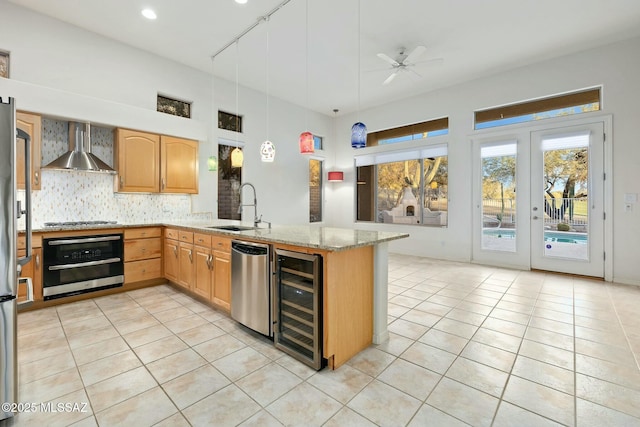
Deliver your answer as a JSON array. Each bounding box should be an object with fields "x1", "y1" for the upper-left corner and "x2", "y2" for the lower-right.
[
  {"x1": 48, "y1": 257, "x2": 122, "y2": 271},
  {"x1": 48, "y1": 235, "x2": 122, "y2": 246}
]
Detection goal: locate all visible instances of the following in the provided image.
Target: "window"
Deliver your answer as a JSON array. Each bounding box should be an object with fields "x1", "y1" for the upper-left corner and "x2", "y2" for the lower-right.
[
  {"x1": 217, "y1": 143, "x2": 242, "y2": 220},
  {"x1": 366, "y1": 117, "x2": 448, "y2": 147},
  {"x1": 313, "y1": 135, "x2": 323, "y2": 150},
  {"x1": 218, "y1": 110, "x2": 243, "y2": 132},
  {"x1": 309, "y1": 159, "x2": 323, "y2": 222},
  {"x1": 157, "y1": 94, "x2": 191, "y2": 118},
  {"x1": 474, "y1": 88, "x2": 600, "y2": 130},
  {"x1": 356, "y1": 144, "x2": 448, "y2": 226}
]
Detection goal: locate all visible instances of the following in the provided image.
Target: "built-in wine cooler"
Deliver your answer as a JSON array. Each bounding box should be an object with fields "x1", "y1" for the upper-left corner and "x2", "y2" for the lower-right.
[{"x1": 273, "y1": 249, "x2": 323, "y2": 370}]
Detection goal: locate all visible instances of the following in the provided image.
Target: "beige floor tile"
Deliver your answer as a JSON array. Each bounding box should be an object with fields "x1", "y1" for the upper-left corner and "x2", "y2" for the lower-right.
[
  {"x1": 72, "y1": 336, "x2": 130, "y2": 366},
  {"x1": 78, "y1": 349, "x2": 142, "y2": 386},
  {"x1": 18, "y1": 324, "x2": 66, "y2": 350},
  {"x1": 495, "y1": 300, "x2": 535, "y2": 315},
  {"x1": 433, "y1": 317, "x2": 479, "y2": 339},
  {"x1": 66, "y1": 324, "x2": 119, "y2": 350},
  {"x1": 407, "y1": 403, "x2": 470, "y2": 427},
  {"x1": 493, "y1": 401, "x2": 564, "y2": 426},
  {"x1": 349, "y1": 379, "x2": 421, "y2": 426},
  {"x1": 400, "y1": 342, "x2": 456, "y2": 374},
  {"x1": 503, "y1": 376, "x2": 574, "y2": 426},
  {"x1": 377, "y1": 358, "x2": 441, "y2": 400},
  {"x1": 414, "y1": 300, "x2": 452, "y2": 316},
  {"x1": 274, "y1": 353, "x2": 318, "y2": 380},
  {"x1": 445, "y1": 357, "x2": 508, "y2": 397},
  {"x1": 576, "y1": 398, "x2": 640, "y2": 427},
  {"x1": 460, "y1": 341, "x2": 516, "y2": 373},
  {"x1": 400, "y1": 308, "x2": 442, "y2": 327},
  {"x1": 388, "y1": 302, "x2": 411, "y2": 317},
  {"x1": 95, "y1": 386, "x2": 177, "y2": 426},
  {"x1": 236, "y1": 363, "x2": 302, "y2": 406},
  {"x1": 133, "y1": 335, "x2": 188, "y2": 364},
  {"x1": 576, "y1": 352, "x2": 640, "y2": 393},
  {"x1": 266, "y1": 383, "x2": 342, "y2": 426},
  {"x1": 176, "y1": 322, "x2": 225, "y2": 346},
  {"x1": 11, "y1": 389, "x2": 93, "y2": 427},
  {"x1": 533, "y1": 306, "x2": 574, "y2": 323},
  {"x1": 427, "y1": 377, "x2": 499, "y2": 427},
  {"x1": 524, "y1": 326, "x2": 574, "y2": 351},
  {"x1": 373, "y1": 332, "x2": 414, "y2": 356},
  {"x1": 519, "y1": 339, "x2": 574, "y2": 370},
  {"x1": 146, "y1": 348, "x2": 207, "y2": 384},
  {"x1": 162, "y1": 364, "x2": 230, "y2": 409},
  {"x1": 183, "y1": 384, "x2": 261, "y2": 426},
  {"x1": 151, "y1": 305, "x2": 194, "y2": 323},
  {"x1": 102, "y1": 305, "x2": 148, "y2": 324},
  {"x1": 86, "y1": 366, "x2": 157, "y2": 413},
  {"x1": 324, "y1": 407, "x2": 376, "y2": 427},
  {"x1": 193, "y1": 333, "x2": 246, "y2": 362},
  {"x1": 152, "y1": 412, "x2": 191, "y2": 427},
  {"x1": 419, "y1": 328, "x2": 469, "y2": 355},
  {"x1": 389, "y1": 294, "x2": 423, "y2": 309},
  {"x1": 238, "y1": 409, "x2": 285, "y2": 427},
  {"x1": 213, "y1": 346, "x2": 271, "y2": 381},
  {"x1": 307, "y1": 364, "x2": 372, "y2": 404},
  {"x1": 400, "y1": 288, "x2": 432, "y2": 300},
  {"x1": 19, "y1": 349, "x2": 76, "y2": 385},
  {"x1": 122, "y1": 324, "x2": 172, "y2": 348},
  {"x1": 18, "y1": 336, "x2": 71, "y2": 364},
  {"x1": 19, "y1": 367, "x2": 85, "y2": 405},
  {"x1": 472, "y1": 327, "x2": 522, "y2": 353},
  {"x1": 113, "y1": 313, "x2": 161, "y2": 335},
  {"x1": 346, "y1": 347, "x2": 396, "y2": 377},
  {"x1": 576, "y1": 373, "x2": 640, "y2": 419},
  {"x1": 445, "y1": 307, "x2": 487, "y2": 326},
  {"x1": 575, "y1": 337, "x2": 638, "y2": 367},
  {"x1": 61, "y1": 314, "x2": 111, "y2": 336},
  {"x1": 512, "y1": 355, "x2": 574, "y2": 394},
  {"x1": 575, "y1": 324, "x2": 630, "y2": 348},
  {"x1": 388, "y1": 318, "x2": 429, "y2": 339}
]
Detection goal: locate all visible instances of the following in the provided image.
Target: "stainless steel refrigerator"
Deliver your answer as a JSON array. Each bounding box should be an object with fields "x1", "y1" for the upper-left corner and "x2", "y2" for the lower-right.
[{"x1": 1, "y1": 97, "x2": 34, "y2": 422}]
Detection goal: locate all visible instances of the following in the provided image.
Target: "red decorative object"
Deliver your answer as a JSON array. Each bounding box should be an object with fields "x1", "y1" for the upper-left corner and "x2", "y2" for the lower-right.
[
  {"x1": 327, "y1": 171, "x2": 344, "y2": 182},
  {"x1": 299, "y1": 131, "x2": 314, "y2": 154}
]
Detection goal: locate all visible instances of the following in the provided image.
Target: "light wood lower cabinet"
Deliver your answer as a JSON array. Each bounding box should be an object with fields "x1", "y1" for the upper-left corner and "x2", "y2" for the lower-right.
[
  {"x1": 123, "y1": 227, "x2": 162, "y2": 284},
  {"x1": 163, "y1": 228, "x2": 230, "y2": 312}
]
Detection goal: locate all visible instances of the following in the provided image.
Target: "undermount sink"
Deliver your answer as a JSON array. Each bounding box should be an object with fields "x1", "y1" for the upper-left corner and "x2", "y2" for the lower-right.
[{"x1": 207, "y1": 225, "x2": 256, "y2": 232}]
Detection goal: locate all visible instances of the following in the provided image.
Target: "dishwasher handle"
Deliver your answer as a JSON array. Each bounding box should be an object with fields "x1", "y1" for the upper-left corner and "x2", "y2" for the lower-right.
[{"x1": 231, "y1": 241, "x2": 269, "y2": 256}]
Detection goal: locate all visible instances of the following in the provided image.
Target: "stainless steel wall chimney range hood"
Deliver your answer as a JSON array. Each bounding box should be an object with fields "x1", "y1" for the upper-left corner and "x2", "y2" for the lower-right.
[{"x1": 43, "y1": 122, "x2": 115, "y2": 173}]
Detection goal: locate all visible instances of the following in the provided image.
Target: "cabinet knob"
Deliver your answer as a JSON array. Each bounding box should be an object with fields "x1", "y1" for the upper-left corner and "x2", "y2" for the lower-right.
[
  {"x1": 35, "y1": 254, "x2": 40, "y2": 269},
  {"x1": 34, "y1": 171, "x2": 39, "y2": 185}
]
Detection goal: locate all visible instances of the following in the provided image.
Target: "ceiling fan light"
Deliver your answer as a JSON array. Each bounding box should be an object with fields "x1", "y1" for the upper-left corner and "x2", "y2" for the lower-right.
[
  {"x1": 351, "y1": 122, "x2": 367, "y2": 149},
  {"x1": 299, "y1": 131, "x2": 314, "y2": 154}
]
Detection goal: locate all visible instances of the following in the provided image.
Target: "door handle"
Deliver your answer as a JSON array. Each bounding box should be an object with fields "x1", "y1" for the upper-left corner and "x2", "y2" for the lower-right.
[
  {"x1": 533, "y1": 207, "x2": 538, "y2": 211},
  {"x1": 173, "y1": 247, "x2": 178, "y2": 257},
  {"x1": 17, "y1": 277, "x2": 34, "y2": 307},
  {"x1": 533, "y1": 216, "x2": 539, "y2": 220},
  {"x1": 188, "y1": 250, "x2": 192, "y2": 263}
]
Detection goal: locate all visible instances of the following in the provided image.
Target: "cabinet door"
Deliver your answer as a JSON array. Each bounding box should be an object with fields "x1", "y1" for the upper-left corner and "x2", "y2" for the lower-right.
[
  {"x1": 160, "y1": 136, "x2": 198, "y2": 194},
  {"x1": 115, "y1": 129, "x2": 160, "y2": 192},
  {"x1": 178, "y1": 243, "x2": 194, "y2": 289},
  {"x1": 193, "y1": 246, "x2": 212, "y2": 300},
  {"x1": 164, "y1": 239, "x2": 179, "y2": 283},
  {"x1": 16, "y1": 112, "x2": 42, "y2": 191},
  {"x1": 212, "y1": 249, "x2": 231, "y2": 311}
]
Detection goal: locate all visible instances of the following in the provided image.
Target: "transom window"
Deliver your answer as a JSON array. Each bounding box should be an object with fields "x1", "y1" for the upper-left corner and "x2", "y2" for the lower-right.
[{"x1": 366, "y1": 117, "x2": 449, "y2": 147}]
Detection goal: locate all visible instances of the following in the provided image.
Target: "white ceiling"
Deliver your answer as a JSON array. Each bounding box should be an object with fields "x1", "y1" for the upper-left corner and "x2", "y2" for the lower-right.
[{"x1": 10, "y1": 0, "x2": 640, "y2": 117}]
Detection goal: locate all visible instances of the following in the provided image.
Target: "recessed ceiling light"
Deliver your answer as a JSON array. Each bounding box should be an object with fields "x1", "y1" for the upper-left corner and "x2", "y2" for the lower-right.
[
  {"x1": 141, "y1": 8, "x2": 157, "y2": 20},
  {"x1": 235, "y1": 0, "x2": 248, "y2": 4}
]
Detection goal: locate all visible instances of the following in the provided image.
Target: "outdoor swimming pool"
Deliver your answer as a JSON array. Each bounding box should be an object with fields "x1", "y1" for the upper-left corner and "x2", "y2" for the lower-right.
[{"x1": 483, "y1": 229, "x2": 588, "y2": 244}]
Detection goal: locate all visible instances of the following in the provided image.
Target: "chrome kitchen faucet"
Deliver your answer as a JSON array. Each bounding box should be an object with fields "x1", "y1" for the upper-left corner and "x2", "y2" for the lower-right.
[{"x1": 237, "y1": 182, "x2": 271, "y2": 228}]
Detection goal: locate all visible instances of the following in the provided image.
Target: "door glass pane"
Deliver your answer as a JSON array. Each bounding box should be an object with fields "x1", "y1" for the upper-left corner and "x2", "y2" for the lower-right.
[
  {"x1": 218, "y1": 144, "x2": 242, "y2": 220},
  {"x1": 481, "y1": 143, "x2": 517, "y2": 251},
  {"x1": 541, "y1": 132, "x2": 589, "y2": 260},
  {"x1": 309, "y1": 159, "x2": 322, "y2": 222}
]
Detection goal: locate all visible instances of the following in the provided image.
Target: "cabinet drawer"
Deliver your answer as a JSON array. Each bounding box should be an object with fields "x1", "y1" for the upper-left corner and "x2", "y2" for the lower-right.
[
  {"x1": 125, "y1": 237, "x2": 161, "y2": 261},
  {"x1": 125, "y1": 258, "x2": 162, "y2": 283},
  {"x1": 17, "y1": 234, "x2": 42, "y2": 249},
  {"x1": 165, "y1": 228, "x2": 179, "y2": 240},
  {"x1": 211, "y1": 236, "x2": 231, "y2": 252},
  {"x1": 125, "y1": 227, "x2": 162, "y2": 239},
  {"x1": 179, "y1": 231, "x2": 194, "y2": 243},
  {"x1": 194, "y1": 233, "x2": 211, "y2": 247}
]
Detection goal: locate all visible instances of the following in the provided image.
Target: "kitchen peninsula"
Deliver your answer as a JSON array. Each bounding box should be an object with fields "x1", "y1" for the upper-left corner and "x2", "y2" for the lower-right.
[{"x1": 22, "y1": 221, "x2": 408, "y2": 369}]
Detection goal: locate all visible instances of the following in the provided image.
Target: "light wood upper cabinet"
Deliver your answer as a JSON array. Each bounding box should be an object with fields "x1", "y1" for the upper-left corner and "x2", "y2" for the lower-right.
[
  {"x1": 161, "y1": 136, "x2": 198, "y2": 194},
  {"x1": 114, "y1": 129, "x2": 198, "y2": 194},
  {"x1": 115, "y1": 129, "x2": 160, "y2": 192},
  {"x1": 16, "y1": 112, "x2": 42, "y2": 191}
]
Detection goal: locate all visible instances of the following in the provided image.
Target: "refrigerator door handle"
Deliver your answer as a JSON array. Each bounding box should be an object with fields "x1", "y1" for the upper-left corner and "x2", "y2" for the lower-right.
[
  {"x1": 17, "y1": 277, "x2": 34, "y2": 308},
  {"x1": 16, "y1": 128, "x2": 32, "y2": 267}
]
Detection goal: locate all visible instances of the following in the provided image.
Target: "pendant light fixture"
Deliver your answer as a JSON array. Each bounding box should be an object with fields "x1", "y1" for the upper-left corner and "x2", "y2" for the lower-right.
[
  {"x1": 299, "y1": 0, "x2": 315, "y2": 154},
  {"x1": 351, "y1": 0, "x2": 367, "y2": 149},
  {"x1": 327, "y1": 108, "x2": 344, "y2": 182},
  {"x1": 231, "y1": 40, "x2": 244, "y2": 168},
  {"x1": 260, "y1": 16, "x2": 276, "y2": 162}
]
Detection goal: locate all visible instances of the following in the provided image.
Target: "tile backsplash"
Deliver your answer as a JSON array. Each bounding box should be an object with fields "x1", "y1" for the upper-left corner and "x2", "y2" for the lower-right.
[{"x1": 18, "y1": 118, "x2": 211, "y2": 228}]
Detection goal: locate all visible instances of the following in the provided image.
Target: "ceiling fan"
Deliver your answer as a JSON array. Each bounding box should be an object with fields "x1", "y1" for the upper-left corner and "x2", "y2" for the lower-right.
[{"x1": 376, "y1": 46, "x2": 441, "y2": 85}]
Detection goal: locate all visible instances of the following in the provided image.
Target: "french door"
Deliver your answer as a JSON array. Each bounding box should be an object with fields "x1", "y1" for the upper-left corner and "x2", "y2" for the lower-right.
[{"x1": 473, "y1": 120, "x2": 606, "y2": 278}]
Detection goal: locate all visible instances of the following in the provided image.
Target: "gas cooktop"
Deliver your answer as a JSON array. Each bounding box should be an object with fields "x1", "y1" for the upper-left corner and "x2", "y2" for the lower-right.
[{"x1": 43, "y1": 220, "x2": 118, "y2": 227}]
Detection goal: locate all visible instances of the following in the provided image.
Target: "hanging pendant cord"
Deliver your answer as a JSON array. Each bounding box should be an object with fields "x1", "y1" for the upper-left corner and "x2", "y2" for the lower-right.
[
  {"x1": 235, "y1": 41, "x2": 240, "y2": 146},
  {"x1": 305, "y1": 0, "x2": 309, "y2": 131},
  {"x1": 266, "y1": 17, "x2": 270, "y2": 140},
  {"x1": 357, "y1": 0, "x2": 361, "y2": 122}
]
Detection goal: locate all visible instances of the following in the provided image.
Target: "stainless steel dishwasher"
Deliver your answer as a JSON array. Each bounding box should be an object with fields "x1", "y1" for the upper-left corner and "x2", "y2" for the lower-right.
[{"x1": 231, "y1": 240, "x2": 271, "y2": 337}]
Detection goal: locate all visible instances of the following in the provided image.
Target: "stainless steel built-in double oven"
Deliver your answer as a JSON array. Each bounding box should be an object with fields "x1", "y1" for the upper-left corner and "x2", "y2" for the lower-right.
[{"x1": 43, "y1": 233, "x2": 124, "y2": 300}]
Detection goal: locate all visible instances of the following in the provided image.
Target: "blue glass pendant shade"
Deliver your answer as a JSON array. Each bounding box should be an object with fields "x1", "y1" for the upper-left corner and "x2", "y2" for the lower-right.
[{"x1": 351, "y1": 122, "x2": 367, "y2": 149}]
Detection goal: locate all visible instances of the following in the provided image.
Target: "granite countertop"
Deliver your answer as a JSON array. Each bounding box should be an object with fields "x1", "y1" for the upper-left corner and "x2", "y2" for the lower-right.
[{"x1": 27, "y1": 220, "x2": 409, "y2": 252}]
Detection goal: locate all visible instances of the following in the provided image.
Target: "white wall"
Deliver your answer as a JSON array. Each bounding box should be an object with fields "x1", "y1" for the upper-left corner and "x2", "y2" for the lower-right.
[{"x1": 329, "y1": 36, "x2": 640, "y2": 285}]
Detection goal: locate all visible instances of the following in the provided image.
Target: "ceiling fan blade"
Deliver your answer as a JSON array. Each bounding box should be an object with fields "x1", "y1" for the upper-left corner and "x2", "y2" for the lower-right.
[
  {"x1": 383, "y1": 71, "x2": 398, "y2": 85},
  {"x1": 408, "y1": 68, "x2": 422, "y2": 80},
  {"x1": 404, "y1": 45, "x2": 426, "y2": 64},
  {"x1": 377, "y1": 53, "x2": 400, "y2": 67}
]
